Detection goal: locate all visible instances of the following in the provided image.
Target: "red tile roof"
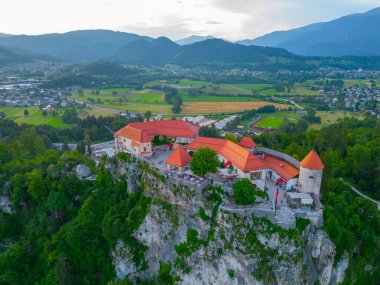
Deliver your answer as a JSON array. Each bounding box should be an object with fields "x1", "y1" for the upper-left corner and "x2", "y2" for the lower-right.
[
  {"x1": 239, "y1": 137, "x2": 256, "y2": 149},
  {"x1": 166, "y1": 145, "x2": 192, "y2": 167},
  {"x1": 300, "y1": 150, "x2": 324, "y2": 170},
  {"x1": 114, "y1": 120, "x2": 199, "y2": 143},
  {"x1": 262, "y1": 155, "x2": 299, "y2": 180},
  {"x1": 187, "y1": 137, "x2": 267, "y2": 173}
]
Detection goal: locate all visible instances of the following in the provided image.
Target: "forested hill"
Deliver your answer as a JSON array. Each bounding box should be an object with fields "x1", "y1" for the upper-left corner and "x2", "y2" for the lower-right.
[
  {"x1": 0, "y1": 46, "x2": 31, "y2": 65},
  {"x1": 0, "y1": 30, "x2": 152, "y2": 62}
]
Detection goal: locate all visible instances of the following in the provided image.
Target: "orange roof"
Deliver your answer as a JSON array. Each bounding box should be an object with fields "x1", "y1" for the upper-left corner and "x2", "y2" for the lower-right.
[
  {"x1": 239, "y1": 137, "x2": 256, "y2": 149},
  {"x1": 114, "y1": 120, "x2": 199, "y2": 143},
  {"x1": 262, "y1": 155, "x2": 299, "y2": 180},
  {"x1": 131, "y1": 141, "x2": 140, "y2": 147},
  {"x1": 165, "y1": 145, "x2": 192, "y2": 167},
  {"x1": 300, "y1": 150, "x2": 324, "y2": 170},
  {"x1": 187, "y1": 137, "x2": 267, "y2": 173}
]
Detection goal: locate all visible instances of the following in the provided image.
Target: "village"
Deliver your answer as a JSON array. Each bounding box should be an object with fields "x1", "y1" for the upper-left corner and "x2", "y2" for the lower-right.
[
  {"x1": 76, "y1": 118, "x2": 325, "y2": 229},
  {"x1": 0, "y1": 77, "x2": 74, "y2": 108},
  {"x1": 321, "y1": 85, "x2": 380, "y2": 113}
]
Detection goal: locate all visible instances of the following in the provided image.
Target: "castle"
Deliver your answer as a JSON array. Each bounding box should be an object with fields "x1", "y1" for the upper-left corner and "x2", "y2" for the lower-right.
[{"x1": 114, "y1": 120, "x2": 324, "y2": 196}]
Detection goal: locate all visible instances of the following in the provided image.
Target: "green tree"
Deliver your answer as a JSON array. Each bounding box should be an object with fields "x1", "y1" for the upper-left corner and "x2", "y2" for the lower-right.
[
  {"x1": 62, "y1": 109, "x2": 79, "y2": 124},
  {"x1": 225, "y1": 133, "x2": 238, "y2": 143},
  {"x1": 233, "y1": 178, "x2": 257, "y2": 205},
  {"x1": 144, "y1": 111, "x2": 152, "y2": 121},
  {"x1": 24, "y1": 109, "x2": 29, "y2": 116},
  {"x1": 190, "y1": 147, "x2": 219, "y2": 177}
]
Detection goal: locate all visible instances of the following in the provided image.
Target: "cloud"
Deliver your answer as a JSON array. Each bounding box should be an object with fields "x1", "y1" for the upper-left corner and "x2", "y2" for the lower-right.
[
  {"x1": 206, "y1": 21, "x2": 223, "y2": 25},
  {"x1": 0, "y1": 0, "x2": 379, "y2": 40},
  {"x1": 119, "y1": 15, "x2": 197, "y2": 40}
]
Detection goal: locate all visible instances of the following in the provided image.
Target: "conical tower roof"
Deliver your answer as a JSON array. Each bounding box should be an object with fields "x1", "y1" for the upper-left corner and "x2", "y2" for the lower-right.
[
  {"x1": 165, "y1": 145, "x2": 192, "y2": 167},
  {"x1": 300, "y1": 150, "x2": 324, "y2": 170}
]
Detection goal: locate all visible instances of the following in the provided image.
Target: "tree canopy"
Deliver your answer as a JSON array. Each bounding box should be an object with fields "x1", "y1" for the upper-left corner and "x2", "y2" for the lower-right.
[
  {"x1": 233, "y1": 178, "x2": 257, "y2": 205},
  {"x1": 190, "y1": 147, "x2": 219, "y2": 177}
]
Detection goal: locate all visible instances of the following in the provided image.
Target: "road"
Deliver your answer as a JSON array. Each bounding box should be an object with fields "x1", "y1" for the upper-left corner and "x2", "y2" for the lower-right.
[
  {"x1": 340, "y1": 178, "x2": 380, "y2": 210},
  {"x1": 272, "y1": 96, "x2": 305, "y2": 110},
  {"x1": 69, "y1": 98, "x2": 123, "y2": 112}
]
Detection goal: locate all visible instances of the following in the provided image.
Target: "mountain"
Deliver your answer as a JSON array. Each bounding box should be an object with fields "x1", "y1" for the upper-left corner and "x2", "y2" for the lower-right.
[
  {"x1": 0, "y1": 30, "x2": 152, "y2": 61},
  {"x1": 175, "y1": 35, "x2": 215, "y2": 45},
  {"x1": 0, "y1": 46, "x2": 31, "y2": 65},
  {"x1": 238, "y1": 7, "x2": 380, "y2": 57},
  {"x1": 113, "y1": 37, "x2": 180, "y2": 64},
  {"x1": 112, "y1": 38, "x2": 292, "y2": 67},
  {"x1": 171, "y1": 39, "x2": 292, "y2": 66}
]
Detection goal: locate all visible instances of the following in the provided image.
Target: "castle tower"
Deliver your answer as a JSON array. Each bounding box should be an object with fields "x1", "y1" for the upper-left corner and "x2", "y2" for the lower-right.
[{"x1": 298, "y1": 150, "x2": 324, "y2": 195}]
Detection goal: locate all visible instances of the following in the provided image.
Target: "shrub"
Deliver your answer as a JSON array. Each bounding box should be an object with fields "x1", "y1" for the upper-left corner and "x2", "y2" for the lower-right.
[{"x1": 233, "y1": 178, "x2": 256, "y2": 205}]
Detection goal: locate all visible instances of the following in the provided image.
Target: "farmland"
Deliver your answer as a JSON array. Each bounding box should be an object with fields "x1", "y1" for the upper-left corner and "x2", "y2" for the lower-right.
[
  {"x1": 71, "y1": 85, "x2": 291, "y2": 115},
  {"x1": 181, "y1": 102, "x2": 290, "y2": 115}
]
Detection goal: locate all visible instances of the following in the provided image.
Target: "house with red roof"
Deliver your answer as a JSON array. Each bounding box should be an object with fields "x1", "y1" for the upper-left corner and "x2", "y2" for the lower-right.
[
  {"x1": 188, "y1": 136, "x2": 269, "y2": 189},
  {"x1": 238, "y1": 136, "x2": 256, "y2": 150},
  {"x1": 165, "y1": 145, "x2": 192, "y2": 173},
  {"x1": 114, "y1": 120, "x2": 199, "y2": 156}
]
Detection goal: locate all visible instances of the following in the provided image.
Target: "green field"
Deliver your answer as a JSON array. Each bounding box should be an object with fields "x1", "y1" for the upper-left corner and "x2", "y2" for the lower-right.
[
  {"x1": 72, "y1": 88, "x2": 172, "y2": 114},
  {"x1": 255, "y1": 117, "x2": 288, "y2": 129},
  {"x1": 0, "y1": 106, "x2": 72, "y2": 128},
  {"x1": 178, "y1": 79, "x2": 212, "y2": 86},
  {"x1": 232, "y1": 84, "x2": 273, "y2": 91}
]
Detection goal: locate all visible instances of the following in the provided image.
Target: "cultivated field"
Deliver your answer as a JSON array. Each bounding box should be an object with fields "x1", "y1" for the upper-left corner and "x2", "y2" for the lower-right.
[{"x1": 181, "y1": 102, "x2": 290, "y2": 114}]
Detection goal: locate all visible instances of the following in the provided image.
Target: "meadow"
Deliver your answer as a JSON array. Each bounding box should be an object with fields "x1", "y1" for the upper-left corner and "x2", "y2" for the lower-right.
[
  {"x1": 0, "y1": 106, "x2": 71, "y2": 128},
  {"x1": 308, "y1": 111, "x2": 365, "y2": 129}
]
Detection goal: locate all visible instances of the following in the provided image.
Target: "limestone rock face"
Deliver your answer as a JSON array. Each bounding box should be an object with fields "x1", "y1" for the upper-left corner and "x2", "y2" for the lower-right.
[
  {"x1": 304, "y1": 229, "x2": 340, "y2": 285},
  {"x1": 331, "y1": 252, "x2": 349, "y2": 285},
  {"x1": 75, "y1": 164, "x2": 91, "y2": 179},
  {"x1": 0, "y1": 196, "x2": 12, "y2": 214},
  {"x1": 111, "y1": 240, "x2": 137, "y2": 279},
  {"x1": 111, "y1": 161, "x2": 348, "y2": 285}
]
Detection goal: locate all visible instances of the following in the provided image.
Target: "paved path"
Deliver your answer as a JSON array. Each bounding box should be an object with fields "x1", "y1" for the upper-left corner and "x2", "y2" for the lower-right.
[{"x1": 340, "y1": 178, "x2": 380, "y2": 210}]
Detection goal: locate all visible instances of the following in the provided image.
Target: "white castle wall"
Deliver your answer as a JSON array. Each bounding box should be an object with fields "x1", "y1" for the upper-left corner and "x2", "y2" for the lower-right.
[{"x1": 298, "y1": 166, "x2": 323, "y2": 195}]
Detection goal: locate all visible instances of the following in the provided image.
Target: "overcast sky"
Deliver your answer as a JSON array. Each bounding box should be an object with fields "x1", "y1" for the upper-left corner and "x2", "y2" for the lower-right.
[{"x1": 1, "y1": 0, "x2": 379, "y2": 40}]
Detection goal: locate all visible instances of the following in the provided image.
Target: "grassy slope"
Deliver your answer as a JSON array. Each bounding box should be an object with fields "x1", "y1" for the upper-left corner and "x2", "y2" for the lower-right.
[{"x1": 0, "y1": 106, "x2": 71, "y2": 128}]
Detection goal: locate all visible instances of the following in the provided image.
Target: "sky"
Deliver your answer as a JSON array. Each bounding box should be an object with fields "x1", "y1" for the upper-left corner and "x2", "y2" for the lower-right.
[{"x1": 1, "y1": 0, "x2": 379, "y2": 41}]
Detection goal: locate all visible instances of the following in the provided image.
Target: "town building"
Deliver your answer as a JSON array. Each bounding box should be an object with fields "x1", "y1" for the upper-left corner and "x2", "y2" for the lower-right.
[{"x1": 114, "y1": 120, "x2": 199, "y2": 156}]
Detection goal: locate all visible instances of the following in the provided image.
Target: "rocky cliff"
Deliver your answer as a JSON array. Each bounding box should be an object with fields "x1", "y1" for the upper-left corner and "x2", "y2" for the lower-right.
[{"x1": 111, "y1": 160, "x2": 348, "y2": 284}]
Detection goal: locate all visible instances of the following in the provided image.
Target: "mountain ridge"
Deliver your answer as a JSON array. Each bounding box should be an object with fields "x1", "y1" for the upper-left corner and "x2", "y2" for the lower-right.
[{"x1": 237, "y1": 7, "x2": 380, "y2": 56}]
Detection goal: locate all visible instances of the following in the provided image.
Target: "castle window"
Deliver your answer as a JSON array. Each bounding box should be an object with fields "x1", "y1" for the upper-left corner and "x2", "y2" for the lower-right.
[
  {"x1": 309, "y1": 176, "x2": 314, "y2": 179},
  {"x1": 250, "y1": 171, "x2": 262, "y2": 180}
]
